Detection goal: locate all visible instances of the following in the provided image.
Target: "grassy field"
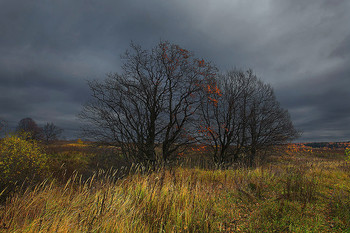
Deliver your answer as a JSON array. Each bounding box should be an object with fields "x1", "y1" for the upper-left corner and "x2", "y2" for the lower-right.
[{"x1": 0, "y1": 144, "x2": 349, "y2": 232}]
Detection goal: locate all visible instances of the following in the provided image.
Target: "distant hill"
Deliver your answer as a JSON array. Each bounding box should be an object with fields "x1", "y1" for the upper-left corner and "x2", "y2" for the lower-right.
[{"x1": 304, "y1": 141, "x2": 350, "y2": 149}]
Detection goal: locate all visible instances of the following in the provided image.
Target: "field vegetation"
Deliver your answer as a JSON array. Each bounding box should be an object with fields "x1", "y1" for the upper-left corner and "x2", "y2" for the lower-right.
[
  {"x1": 0, "y1": 41, "x2": 348, "y2": 232},
  {"x1": 0, "y1": 138, "x2": 349, "y2": 232}
]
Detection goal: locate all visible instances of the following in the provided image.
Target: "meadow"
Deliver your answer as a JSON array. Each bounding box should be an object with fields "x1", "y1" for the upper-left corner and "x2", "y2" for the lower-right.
[{"x1": 0, "y1": 139, "x2": 349, "y2": 232}]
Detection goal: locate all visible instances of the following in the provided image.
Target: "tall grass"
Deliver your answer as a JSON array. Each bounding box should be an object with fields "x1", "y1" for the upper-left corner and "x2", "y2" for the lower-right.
[{"x1": 0, "y1": 149, "x2": 349, "y2": 232}]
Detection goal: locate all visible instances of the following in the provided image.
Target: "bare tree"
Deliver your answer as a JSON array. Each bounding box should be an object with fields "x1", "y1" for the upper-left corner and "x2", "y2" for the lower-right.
[
  {"x1": 0, "y1": 119, "x2": 6, "y2": 132},
  {"x1": 199, "y1": 69, "x2": 299, "y2": 167},
  {"x1": 244, "y1": 72, "x2": 299, "y2": 166},
  {"x1": 43, "y1": 122, "x2": 63, "y2": 143},
  {"x1": 16, "y1": 118, "x2": 44, "y2": 140},
  {"x1": 79, "y1": 41, "x2": 217, "y2": 166}
]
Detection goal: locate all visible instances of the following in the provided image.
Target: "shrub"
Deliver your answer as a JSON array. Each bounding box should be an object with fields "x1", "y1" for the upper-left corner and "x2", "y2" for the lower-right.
[
  {"x1": 345, "y1": 147, "x2": 350, "y2": 162},
  {"x1": 0, "y1": 133, "x2": 49, "y2": 196},
  {"x1": 76, "y1": 138, "x2": 84, "y2": 144}
]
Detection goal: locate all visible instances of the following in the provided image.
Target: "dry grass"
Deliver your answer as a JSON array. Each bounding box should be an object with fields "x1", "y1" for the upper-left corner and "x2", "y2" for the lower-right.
[{"x1": 0, "y1": 149, "x2": 349, "y2": 232}]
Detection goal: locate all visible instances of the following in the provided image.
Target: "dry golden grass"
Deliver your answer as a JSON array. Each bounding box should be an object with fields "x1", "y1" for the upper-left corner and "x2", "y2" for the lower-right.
[{"x1": 0, "y1": 148, "x2": 349, "y2": 232}]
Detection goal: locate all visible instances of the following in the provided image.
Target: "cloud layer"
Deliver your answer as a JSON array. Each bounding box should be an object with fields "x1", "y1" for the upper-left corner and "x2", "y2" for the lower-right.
[{"x1": 0, "y1": 0, "x2": 349, "y2": 141}]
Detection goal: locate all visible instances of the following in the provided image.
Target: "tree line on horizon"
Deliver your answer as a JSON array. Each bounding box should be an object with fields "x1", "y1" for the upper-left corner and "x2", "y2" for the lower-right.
[
  {"x1": 0, "y1": 117, "x2": 63, "y2": 144},
  {"x1": 79, "y1": 41, "x2": 299, "y2": 168}
]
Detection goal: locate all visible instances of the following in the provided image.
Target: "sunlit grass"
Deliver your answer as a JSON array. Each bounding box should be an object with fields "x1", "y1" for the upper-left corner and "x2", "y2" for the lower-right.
[{"x1": 0, "y1": 150, "x2": 349, "y2": 232}]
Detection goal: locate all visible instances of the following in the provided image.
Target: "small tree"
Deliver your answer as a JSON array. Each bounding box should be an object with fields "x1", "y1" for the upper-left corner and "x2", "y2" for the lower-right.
[
  {"x1": 199, "y1": 69, "x2": 299, "y2": 167},
  {"x1": 43, "y1": 122, "x2": 63, "y2": 143},
  {"x1": 16, "y1": 118, "x2": 43, "y2": 141}
]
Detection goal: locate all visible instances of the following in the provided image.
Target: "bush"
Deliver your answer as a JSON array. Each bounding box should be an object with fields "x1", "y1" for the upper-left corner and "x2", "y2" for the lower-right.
[
  {"x1": 0, "y1": 133, "x2": 49, "y2": 197},
  {"x1": 345, "y1": 148, "x2": 350, "y2": 162}
]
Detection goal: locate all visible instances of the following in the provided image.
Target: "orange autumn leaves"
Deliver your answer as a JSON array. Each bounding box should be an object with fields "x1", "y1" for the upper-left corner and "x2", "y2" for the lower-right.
[
  {"x1": 161, "y1": 43, "x2": 191, "y2": 70},
  {"x1": 160, "y1": 42, "x2": 222, "y2": 108},
  {"x1": 206, "y1": 81, "x2": 222, "y2": 107},
  {"x1": 286, "y1": 142, "x2": 350, "y2": 160},
  {"x1": 198, "y1": 125, "x2": 217, "y2": 138},
  {"x1": 160, "y1": 42, "x2": 224, "y2": 150},
  {"x1": 287, "y1": 143, "x2": 313, "y2": 154}
]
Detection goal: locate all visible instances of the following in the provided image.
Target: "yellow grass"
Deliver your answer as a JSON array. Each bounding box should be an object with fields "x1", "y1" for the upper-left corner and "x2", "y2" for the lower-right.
[{"x1": 0, "y1": 150, "x2": 349, "y2": 232}]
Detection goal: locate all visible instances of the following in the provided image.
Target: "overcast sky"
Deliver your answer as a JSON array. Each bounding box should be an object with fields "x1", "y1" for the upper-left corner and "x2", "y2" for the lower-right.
[{"x1": 0, "y1": 0, "x2": 349, "y2": 142}]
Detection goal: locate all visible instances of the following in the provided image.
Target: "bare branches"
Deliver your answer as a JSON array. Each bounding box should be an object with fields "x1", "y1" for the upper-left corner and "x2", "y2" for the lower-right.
[
  {"x1": 79, "y1": 41, "x2": 298, "y2": 168},
  {"x1": 16, "y1": 118, "x2": 44, "y2": 141},
  {"x1": 0, "y1": 119, "x2": 6, "y2": 132},
  {"x1": 198, "y1": 69, "x2": 299, "y2": 167},
  {"x1": 43, "y1": 122, "x2": 63, "y2": 143},
  {"x1": 79, "y1": 41, "x2": 217, "y2": 165}
]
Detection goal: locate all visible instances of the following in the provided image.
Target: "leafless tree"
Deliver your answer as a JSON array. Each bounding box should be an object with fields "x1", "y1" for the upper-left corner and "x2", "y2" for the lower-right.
[
  {"x1": 79, "y1": 41, "x2": 217, "y2": 166},
  {"x1": 16, "y1": 117, "x2": 44, "y2": 140},
  {"x1": 199, "y1": 69, "x2": 299, "y2": 167},
  {"x1": 0, "y1": 119, "x2": 6, "y2": 132},
  {"x1": 43, "y1": 122, "x2": 63, "y2": 143},
  {"x1": 243, "y1": 70, "x2": 299, "y2": 166}
]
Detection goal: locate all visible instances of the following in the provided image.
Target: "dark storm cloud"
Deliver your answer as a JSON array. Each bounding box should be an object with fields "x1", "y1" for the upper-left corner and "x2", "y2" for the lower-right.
[{"x1": 0, "y1": 0, "x2": 349, "y2": 141}]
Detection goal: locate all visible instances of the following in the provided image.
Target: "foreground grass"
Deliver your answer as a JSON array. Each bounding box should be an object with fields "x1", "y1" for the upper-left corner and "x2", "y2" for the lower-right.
[{"x1": 0, "y1": 151, "x2": 349, "y2": 232}]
